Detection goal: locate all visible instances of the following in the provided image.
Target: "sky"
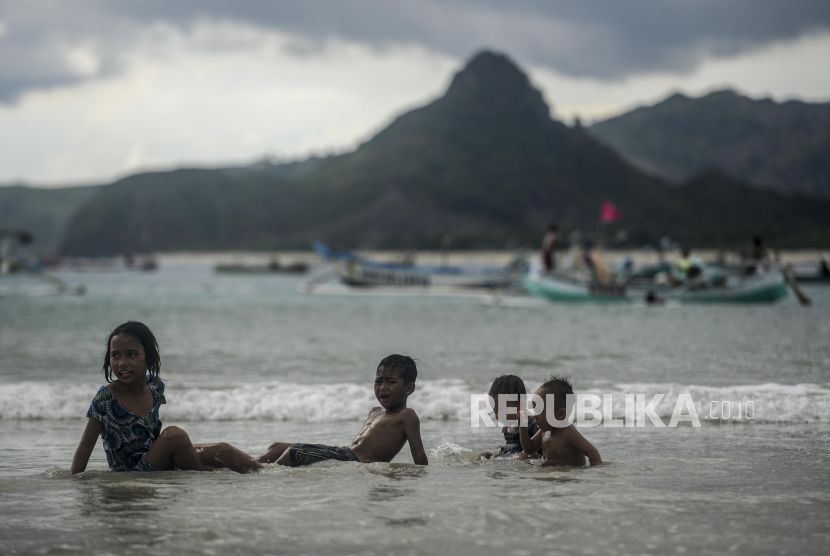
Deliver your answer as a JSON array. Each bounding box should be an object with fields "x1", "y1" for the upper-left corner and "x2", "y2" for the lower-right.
[{"x1": 1, "y1": 1, "x2": 829, "y2": 186}]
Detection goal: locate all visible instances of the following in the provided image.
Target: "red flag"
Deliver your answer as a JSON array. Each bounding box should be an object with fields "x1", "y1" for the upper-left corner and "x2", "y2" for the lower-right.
[{"x1": 601, "y1": 200, "x2": 622, "y2": 223}]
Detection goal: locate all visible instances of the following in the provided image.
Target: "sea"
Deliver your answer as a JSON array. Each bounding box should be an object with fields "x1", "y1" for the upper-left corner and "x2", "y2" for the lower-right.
[{"x1": 1, "y1": 261, "x2": 829, "y2": 556}]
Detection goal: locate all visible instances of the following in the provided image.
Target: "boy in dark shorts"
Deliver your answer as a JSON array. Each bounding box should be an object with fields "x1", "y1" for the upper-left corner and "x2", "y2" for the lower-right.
[
  {"x1": 257, "y1": 355, "x2": 428, "y2": 466},
  {"x1": 518, "y1": 374, "x2": 602, "y2": 466}
]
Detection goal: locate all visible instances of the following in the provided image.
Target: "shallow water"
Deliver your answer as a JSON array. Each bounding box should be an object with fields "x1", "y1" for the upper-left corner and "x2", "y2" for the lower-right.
[{"x1": 1, "y1": 265, "x2": 829, "y2": 555}]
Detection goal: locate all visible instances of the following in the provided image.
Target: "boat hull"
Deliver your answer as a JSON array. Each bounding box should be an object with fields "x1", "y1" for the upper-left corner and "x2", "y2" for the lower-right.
[
  {"x1": 341, "y1": 260, "x2": 524, "y2": 289},
  {"x1": 524, "y1": 269, "x2": 789, "y2": 304},
  {"x1": 523, "y1": 274, "x2": 630, "y2": 302}
]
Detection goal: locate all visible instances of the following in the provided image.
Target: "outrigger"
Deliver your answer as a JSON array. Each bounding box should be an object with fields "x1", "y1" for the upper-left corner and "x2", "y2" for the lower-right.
[
  {"x1": 310, "y1": 241, "x2": 527, "y2": 290},
  {"x1": 0, "y1": 229, "x2": 85, "y2": 295}
]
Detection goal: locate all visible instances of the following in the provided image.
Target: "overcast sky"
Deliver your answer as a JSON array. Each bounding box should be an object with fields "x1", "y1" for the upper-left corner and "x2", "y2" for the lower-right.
[{"x1": 2, "y1": 0, "x2": 829, "y2": 186}]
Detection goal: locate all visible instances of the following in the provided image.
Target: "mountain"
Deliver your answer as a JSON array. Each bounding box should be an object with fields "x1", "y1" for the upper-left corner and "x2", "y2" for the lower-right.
[
  {"x1": 20, "y1": 51, "x2": 830, "y2": 255},
  {"x1": 588, "y1": 90, "x2": 830, "y2": 195},
  {"x1": 59, "y1": 167, "x2": 309, "y2": 255},
  {"x1": 0, "y1": 184, "x2": 98, "y2": 254}
]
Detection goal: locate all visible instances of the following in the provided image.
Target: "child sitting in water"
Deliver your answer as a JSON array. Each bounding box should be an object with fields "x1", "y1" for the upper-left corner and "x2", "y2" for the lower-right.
[
  {"x1": 518, "y1": 374, "x2": 601, "y2": 466},
  {"x1": 258, "y1": 354, "x2": 428, "y2": 466},
  {"x1": 479, "y1": 375, "x2": 541, "y2": 459},
  {"x1": 71, "y1": 321, "x2": 262, "y2": 474}
]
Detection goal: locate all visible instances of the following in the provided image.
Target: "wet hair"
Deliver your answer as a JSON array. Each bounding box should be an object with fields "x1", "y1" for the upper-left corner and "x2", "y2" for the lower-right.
[
  {"x1": 102, "y1": 321, "x2": 160, "y2": 383},
  {"x1": 538, "y1": 374, "x2": 574, "y2": 413},
  {"x1": 488, "y1": 375, "x2": 527, "y2": 400},
  {"x1": 377, "y1": 354, "x2": 417, "y2": 384}
]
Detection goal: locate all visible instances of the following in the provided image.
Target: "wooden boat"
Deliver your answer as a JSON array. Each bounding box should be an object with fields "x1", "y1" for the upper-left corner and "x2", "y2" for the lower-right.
[
  {"x1": 215, "y1": 260, "x2": 309, "y2": 275},
  {"x1": 524, "y1": 264, "x2": 789, "y2": 303},
  {"x1": 312, "y1": 242, "x2": 526, "y2": 289},
  {"x1": 792, "y1": 260, "x2": 830, "y2": 284}
]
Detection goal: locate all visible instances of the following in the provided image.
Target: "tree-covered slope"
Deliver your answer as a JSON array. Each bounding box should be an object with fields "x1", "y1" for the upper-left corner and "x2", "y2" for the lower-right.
[
  {"x1": 0, "y1": 184, "x2": 99, "y2": 254},
  {"x1": 59, "y1": 167, "x2": 307, "y2": 256},
  {"x1": 589, "y1": 90, "x2": 830, "y2": 195}
]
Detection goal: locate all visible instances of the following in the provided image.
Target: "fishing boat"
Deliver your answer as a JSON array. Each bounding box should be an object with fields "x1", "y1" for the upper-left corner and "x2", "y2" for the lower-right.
[
  {"x1": 0, "y1": 229, "x2": 85, "y2": 295},
  {"x1": 523, "y1": 263, "x2": 789, "y2": 303},
  {"x1": 312, "y1": 241, "x2": 527, "y2": 289},
  {"x1": 215, "y1": 259, "x2": 309, "y2": 275},
  {"x1": 792, "y1": 260, "x2": 830, "y2": 284}
]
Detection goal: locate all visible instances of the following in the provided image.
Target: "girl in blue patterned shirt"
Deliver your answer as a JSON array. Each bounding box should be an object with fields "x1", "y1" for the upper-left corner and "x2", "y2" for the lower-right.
[{"x1": 71, "y1": 321, "x2": 261, "y2": 474}]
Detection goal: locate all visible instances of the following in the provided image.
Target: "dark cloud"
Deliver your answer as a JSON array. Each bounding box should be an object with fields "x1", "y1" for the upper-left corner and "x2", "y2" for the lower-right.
[{"x1": 1, "y1": 0, "x2": 829, "y2": 102}]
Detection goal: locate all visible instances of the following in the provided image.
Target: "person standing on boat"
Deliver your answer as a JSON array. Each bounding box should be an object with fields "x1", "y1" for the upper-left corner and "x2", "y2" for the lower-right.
[
  {"x1": 672, "y1": 246, "x2": 703, "y2": 284},
  {"x1": 541, "y1": 223, "x2": 560, "y2": 273},
  {"x1": 743, "y1": 236, "x2": 769, "y2": 274}
]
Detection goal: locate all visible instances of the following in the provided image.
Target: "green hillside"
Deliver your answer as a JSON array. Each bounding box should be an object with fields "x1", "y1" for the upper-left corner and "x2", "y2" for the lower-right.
[
  {"x1": 0, "y1": 184, "x2": 99, "y2": 255},
  {"x1": 589, "y1": 90, "x2": 830, "y2": 195},
  {"x1": 59, "y1": 167, "x2": 306, "y2": 255},
  {"x1": 38, "y1": 52, "x2": 830, "y2": 255}
]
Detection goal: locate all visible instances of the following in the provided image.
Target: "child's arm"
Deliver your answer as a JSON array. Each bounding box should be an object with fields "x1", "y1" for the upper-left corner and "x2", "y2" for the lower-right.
[
  {"x1": 519, "y1": 429, "x2": 542, "y2": 455},
  {"x1": 401, "y1": 409, "x2": 428, "y2": 465},
  {"x1": 567, "y1": 427, "x2": 602, "y2": 466},
  {"x1": 519, "y1": 411, "x2": 542, "y2": 455},
  {"x1": 71, "y1": 418, "x2": 103, "y2": 474}
]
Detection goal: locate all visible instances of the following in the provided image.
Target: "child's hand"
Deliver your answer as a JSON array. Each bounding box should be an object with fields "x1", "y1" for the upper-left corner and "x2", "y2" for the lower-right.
[
  {"x1": 518, "y1": 409, "x2": 530, "y2": 427},
  {"x1": 478, "y1": 452, "x2": 493, "y2": 460}
]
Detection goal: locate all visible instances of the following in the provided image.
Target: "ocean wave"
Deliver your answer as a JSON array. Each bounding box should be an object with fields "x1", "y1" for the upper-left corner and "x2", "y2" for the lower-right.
[
  {"x1": 577, "y1": 382, "x2": 830, "y2": 424},
  {"x1": 0, "y1": 380, "x2": 828, "y2": 423},
  {"x1": 0, "y1": 380, "x2": 471, "y2": 422}
]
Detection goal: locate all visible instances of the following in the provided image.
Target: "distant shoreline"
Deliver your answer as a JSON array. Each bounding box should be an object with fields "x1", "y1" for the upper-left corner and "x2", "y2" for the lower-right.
[{"x1": 149, "y1": 249, "x2": 829, "y2": 267}]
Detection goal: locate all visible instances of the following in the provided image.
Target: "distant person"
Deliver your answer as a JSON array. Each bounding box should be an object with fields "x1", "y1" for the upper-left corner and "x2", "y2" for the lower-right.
[
  {"x1": 517, "y1": 375, "x2": 602, "y2": 466},
  {"x1": 749, "y1": 236, "x2": 768, "y2": 262},
  {"x1": 541, "y1": 224, "x2": 561, "y2": 273},
  {"x1": 258, "y1": 355, "x2": 428, "y2": 466},
  {"x1": 672, "y1": 246, "x2": 703, "y2": 284},
  {"x1": 71, "y1": 321, "x2": 261, "y2": 474},
  {"x1": 478, "y1": 375, "x2": 541, "y2": 460},
  {"x1": 582, "y1": 241, "x2": 612, "y2": 285},
  {"x1": 744, "y1": 236, "x2": 769, "y2": 274},
  {"x1": 645, "y1": 290, "x2": 666, "y2": 305}
]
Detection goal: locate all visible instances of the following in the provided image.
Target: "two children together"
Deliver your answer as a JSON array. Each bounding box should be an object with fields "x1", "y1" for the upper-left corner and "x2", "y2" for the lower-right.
[
  {"x1": 72, "y1": 321, "x2": 599, "y2": 474},
  {"x1": 479, "y1": 374, "x2": 602, "y2": 466}
]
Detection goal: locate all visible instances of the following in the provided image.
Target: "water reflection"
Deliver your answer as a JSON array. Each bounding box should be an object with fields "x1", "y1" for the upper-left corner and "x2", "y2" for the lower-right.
[
  {"x1": 382, "y1": 516, "x2": 429, "y2": 527},
  {"x1": 367, "y1": 484, "x2": 412, "y2": 502},
  {"x1": 367, "y1": 463, "x2": 428, "y2": 481},
  {"x1": 78, "y1": 478, "x2": 165, "y2": 517}
]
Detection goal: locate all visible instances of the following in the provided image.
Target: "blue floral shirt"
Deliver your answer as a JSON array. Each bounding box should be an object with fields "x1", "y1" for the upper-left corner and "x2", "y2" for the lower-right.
[{"x1": 87, "y1": 377, "x2": 166, "y2": 471}]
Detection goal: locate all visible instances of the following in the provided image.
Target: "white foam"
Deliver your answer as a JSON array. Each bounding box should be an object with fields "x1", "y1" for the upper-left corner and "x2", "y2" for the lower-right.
[
  {"x1": 0, "y1": 380, "x2": 828, "y2": 424},
  {"x1": 579, "y1": 382, "x2": 830, "y2": 423},
  {"x1": 0, "y1": 379, "x2": 472, "y2": 422}
]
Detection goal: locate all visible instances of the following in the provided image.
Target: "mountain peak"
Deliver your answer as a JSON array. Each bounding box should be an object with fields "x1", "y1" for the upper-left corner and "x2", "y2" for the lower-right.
[{"x1": 442, "y1": 50, "x2": 551, "y2": 121}]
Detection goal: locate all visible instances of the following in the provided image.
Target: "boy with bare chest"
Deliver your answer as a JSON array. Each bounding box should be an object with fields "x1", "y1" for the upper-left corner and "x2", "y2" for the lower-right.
[
  {"x1": 519, "y1": 375, "x2": 602, "y2": 467},
  {"x1": 258, "y1": 355, "x2": 428, "y2": 466}
]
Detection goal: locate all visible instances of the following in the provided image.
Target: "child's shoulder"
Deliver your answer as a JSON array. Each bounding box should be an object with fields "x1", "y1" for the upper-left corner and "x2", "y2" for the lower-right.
[
  {"x1": 398, "y1": 407, "x2": 420, "y2": 422},
  {"x1": 149, "y1": 375, "x2": 165, "y2": 392},
  {"x1": 561, "y1": 423, "x2": 585, "y2": 439},
  {"x1": 94, "y1": 384, "x2": 114, "y2": 399}
]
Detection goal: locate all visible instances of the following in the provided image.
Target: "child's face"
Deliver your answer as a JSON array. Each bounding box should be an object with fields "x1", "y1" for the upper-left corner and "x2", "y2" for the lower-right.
[
  {"x1": 109, "y1": 335, "x2": 147, "y2": 386},
  {"x1": 534, "y1": 387, "x2": 566, "y2": 431},
  {"x1": 374, "y1": 367, "x2": 414, "y2": 409},
  {"x1": 493, "y1": 398, "x2": 520, "y2": 425}
]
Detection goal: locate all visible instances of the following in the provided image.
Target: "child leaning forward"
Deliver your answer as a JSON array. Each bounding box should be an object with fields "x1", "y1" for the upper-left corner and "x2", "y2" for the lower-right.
[
  {"x1": 479, "y1": 375, "x2": 542, "y2": 460},
  {"x1": 71, "y1": 321, "x2": 261, "y2": 474}
]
